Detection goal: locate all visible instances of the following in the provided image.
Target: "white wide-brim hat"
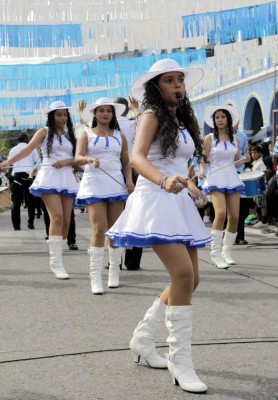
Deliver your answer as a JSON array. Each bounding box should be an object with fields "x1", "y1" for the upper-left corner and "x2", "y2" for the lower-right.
[
  {"x1": 47, "y1": 101, "x2": 71, "y2": 113},
  {"x1": 204, "y1": 105, "x2": 240, "y2": 128},
  {"x1": 130, "y1": 58, "x2": 204, "y2": 101},
  {"x1": 88, "y1": 97, "x2": 126, "y2": 118}
]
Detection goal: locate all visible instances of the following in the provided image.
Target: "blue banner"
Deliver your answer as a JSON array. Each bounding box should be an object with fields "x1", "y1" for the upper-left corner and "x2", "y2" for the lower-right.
[
  {"x1": 182, "y1": 2, "x2": 277, "y2": 44},
  {"x1": 0, "y1": 24, "x2": 82, "y2": 47}
]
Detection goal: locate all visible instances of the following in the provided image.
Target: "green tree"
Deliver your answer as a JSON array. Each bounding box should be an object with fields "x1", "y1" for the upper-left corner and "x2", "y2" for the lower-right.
[{"x1": 0, "y1": 129, "x2": 36, "y2": 158}]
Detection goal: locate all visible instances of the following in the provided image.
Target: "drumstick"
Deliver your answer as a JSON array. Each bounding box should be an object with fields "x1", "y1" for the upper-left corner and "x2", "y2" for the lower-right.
[
  {"x1": 97, "y1": 165, "x2": 127, "y2": 189},
  {"x1": 12, "y1": 179, "x2": 22, "y2": 186},
  {"x1": 175, "y1": 183, "x2": 204, "y2": 206},
  {"x1": 1, "y1": 161, "x2": 83, "y2": 169},
  {"x1": 190, "y1": 157, "x2": 246, "y2": 181},
  {"x1": 1, "y1": 163, "x2": 127, "y2": 189},
  {"x1": 1, "y1": 163, "x2": 58, "y2": 169},
  {"x1": 2, "y1": 157, "x2": 247, "y2": 190},
  {"x1": 95, "y1": 157, "x2": 246, "y2": 191},
  {"x1": 5, "y1": 175, "x2": 23, "y2": 186}
]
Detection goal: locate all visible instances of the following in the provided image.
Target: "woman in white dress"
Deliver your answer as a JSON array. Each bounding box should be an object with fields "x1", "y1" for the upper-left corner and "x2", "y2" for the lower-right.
[
  {"x1": 0, "y1": 101, "x2": 79, "y2": 279},
  {"x1": 75, "y1": 97, "x2": 134, "y2": 294},
  {"x1": 107, "y1": 59, "x2": 210, "y2": 394},
  {"x1": 200, "y1": 105, "x2": 250, "y2": 268}
]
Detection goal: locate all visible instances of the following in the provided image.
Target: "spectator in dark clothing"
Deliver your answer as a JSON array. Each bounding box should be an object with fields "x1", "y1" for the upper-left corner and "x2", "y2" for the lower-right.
[
  {"x1": 7, "y1": 133, "x2": 39, "y2": 230},
  {"x1": 260, "y1": 142, "x2": 274, "y2": 182}
]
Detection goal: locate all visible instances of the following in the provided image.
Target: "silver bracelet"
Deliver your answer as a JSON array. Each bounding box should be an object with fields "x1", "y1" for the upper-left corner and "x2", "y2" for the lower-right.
[{"x1": 159, "y1": 175, "x2": 168, "y2": 190}]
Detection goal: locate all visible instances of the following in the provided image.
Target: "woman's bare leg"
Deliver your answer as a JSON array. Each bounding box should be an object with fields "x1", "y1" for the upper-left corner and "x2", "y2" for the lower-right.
[
  {"x1": 153, "y1": 243, "x2": 194, "y2": 306},
  {"x1": 210, "y1": 191, "x2": 227, "y2": 231},
  {"x1": 107, "y1": 201, "x2": 125, "y2": 247},
  {"x1": 43, "y1": 195, "x2": 73, "y2": 239},
  {"x1": 86, "y1": 202, "x2": 108, "y2": 247},
  {"x1": 226, "y1": 192, "x2": 240, "y2": 232},
  {"x1": 42, "y1": 194, "x2": 64, "y2": 236},
  {"x1": 61, "y1": 196, "x2": 75, "y2": 239},
  {"x1": 159, "y1": 248, "x2": 199, "y2": 305}
]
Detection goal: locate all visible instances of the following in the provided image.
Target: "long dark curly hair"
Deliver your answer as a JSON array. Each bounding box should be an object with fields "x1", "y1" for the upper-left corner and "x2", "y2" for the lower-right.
[
  {"x1": 46, "y1": 110, "x2": 76, "y2": 157},
  {"x1": 91, "y1": 106, "x2": 120, "y2": 131},
  {"x1": 212, "y1": 109, "x2": 234, "y2": 142},
  {"x1": 142, "y1": 74, "x2": 203, "y2": 158}
]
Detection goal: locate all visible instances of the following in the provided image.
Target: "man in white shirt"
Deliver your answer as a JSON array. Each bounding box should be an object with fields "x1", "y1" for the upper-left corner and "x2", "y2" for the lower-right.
[{"x1": 8, "y1": 133, "x2": 40, "y2": 230}]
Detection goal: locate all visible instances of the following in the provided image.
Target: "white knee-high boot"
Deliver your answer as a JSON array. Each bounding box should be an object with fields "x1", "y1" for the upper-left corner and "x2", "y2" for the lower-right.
[
  {"x1": 166, "y1": 306, "x2": 207, "y2": 393},
  {"x1": 48, "y1": 236, "x2": 69, "y2": 279},
  {"x1": 130, "y1": 297, "x2": 168, "y2": 369},
  {"x1": 108, "y1": 246, "x2": 122, "y2": 288},
  {"x1": 210, "y1": 230, "x2": 228, "y2": 269},
  {"x1": 88, "y1": 247, "x2": 104, "y2": 294},
  {"x1": 222, "y1": 231, "x2": 236, "y2": 265}
]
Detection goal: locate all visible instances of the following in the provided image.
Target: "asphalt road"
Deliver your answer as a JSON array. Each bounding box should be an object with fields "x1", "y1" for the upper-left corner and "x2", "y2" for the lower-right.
[{"x1": 0, "y1": 208, "x2": 277, "y2": 400}]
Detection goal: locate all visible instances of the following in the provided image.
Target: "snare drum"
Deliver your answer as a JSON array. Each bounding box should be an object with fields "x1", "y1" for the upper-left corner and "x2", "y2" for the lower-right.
[
  {"x1": 0, "y1": 186, "x2": 12, "y2": 212},
  {"x1": 240, "y1": 171, "x2": 266, "y2": 198}
]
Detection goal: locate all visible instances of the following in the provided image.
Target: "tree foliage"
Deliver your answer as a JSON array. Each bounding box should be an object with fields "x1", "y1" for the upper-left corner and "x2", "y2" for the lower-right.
[{"x1": 0, "y1": 129, "x2": 36, "y2": 158}]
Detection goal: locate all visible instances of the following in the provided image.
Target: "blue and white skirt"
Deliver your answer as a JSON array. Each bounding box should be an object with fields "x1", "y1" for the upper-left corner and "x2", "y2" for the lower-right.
[
  {"x1": 106, "y1": 188, "x2": 211, "y2": 249},
  {"x1": 30, "y1": 166, "x2": 78, "y2": 198}
]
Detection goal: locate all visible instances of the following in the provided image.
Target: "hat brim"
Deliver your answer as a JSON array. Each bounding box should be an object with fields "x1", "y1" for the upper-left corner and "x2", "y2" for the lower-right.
[
  {"x1": 204, "y1": 105, "x2": 240, "y2": 128},
  {"x1": 47, "y1": 106, "x2": 71, "y2": 114},
  {"x1": 88, "y1": 102, "x2": 126, "y2": 118},
  {"x1": 130, "y1": 67, "x2": 203, "y2": 101}
]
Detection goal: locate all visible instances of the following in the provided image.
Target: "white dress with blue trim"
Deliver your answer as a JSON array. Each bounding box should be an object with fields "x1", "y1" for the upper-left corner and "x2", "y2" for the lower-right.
[
  {"x1": 30, "y1": 129, "x2": 78, "y2": 198},
  {"x1": 107, "y1": 114, "x2": 211, "y2": 249},
  {"x1": 75, "y1": 128, "x2": 128, "y2": 205},
  {"x1": 202, "y1": 134, "x2": 245, "y2": 194}
]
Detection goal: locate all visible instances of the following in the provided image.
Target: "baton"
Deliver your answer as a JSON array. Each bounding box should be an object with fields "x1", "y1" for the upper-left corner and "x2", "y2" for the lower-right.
[{"x1": 89, "y1": 163, "x2": 127, "y2": 190}]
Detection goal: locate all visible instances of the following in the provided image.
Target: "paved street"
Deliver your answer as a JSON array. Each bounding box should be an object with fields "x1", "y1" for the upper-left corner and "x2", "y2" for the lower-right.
[{"x1": 0, "y1": 208, "x2": 277, "y2": 400}]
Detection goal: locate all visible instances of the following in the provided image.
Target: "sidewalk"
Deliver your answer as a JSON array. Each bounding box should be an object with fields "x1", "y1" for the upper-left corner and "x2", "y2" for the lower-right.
[{"x1": 0, "y1": 209, "x2": 277, "y2": 400}]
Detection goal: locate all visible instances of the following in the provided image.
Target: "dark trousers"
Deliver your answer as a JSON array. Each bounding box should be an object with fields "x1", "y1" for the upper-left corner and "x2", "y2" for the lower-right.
[
  {"x1": 124, "y1": 247, "x2": 142, "y2": 270},
  {"x1": 195, "y1": 186, "x2": 211, "y2": 220},
  {"x1": 67, "y1": 210, "x2": 76, "y2": 245},
  {"x1": 124, "y1": 169, "x2": 142, "y2": 270},
  {"x1": 236, "y1": 197, "x2": 255, "y2": 241},
  {"x1": 266, "y1": 176, "x2": 278, "y2": 219},
  {"x1": 35, "y1": 197, "x2": 43, "y2": 217},
  {"x1": 10, "y1": 172, "x2": 36, "y2": 229},
  {"x1": 42, "y1": 202, "x2": 76, "y2": 245}
]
